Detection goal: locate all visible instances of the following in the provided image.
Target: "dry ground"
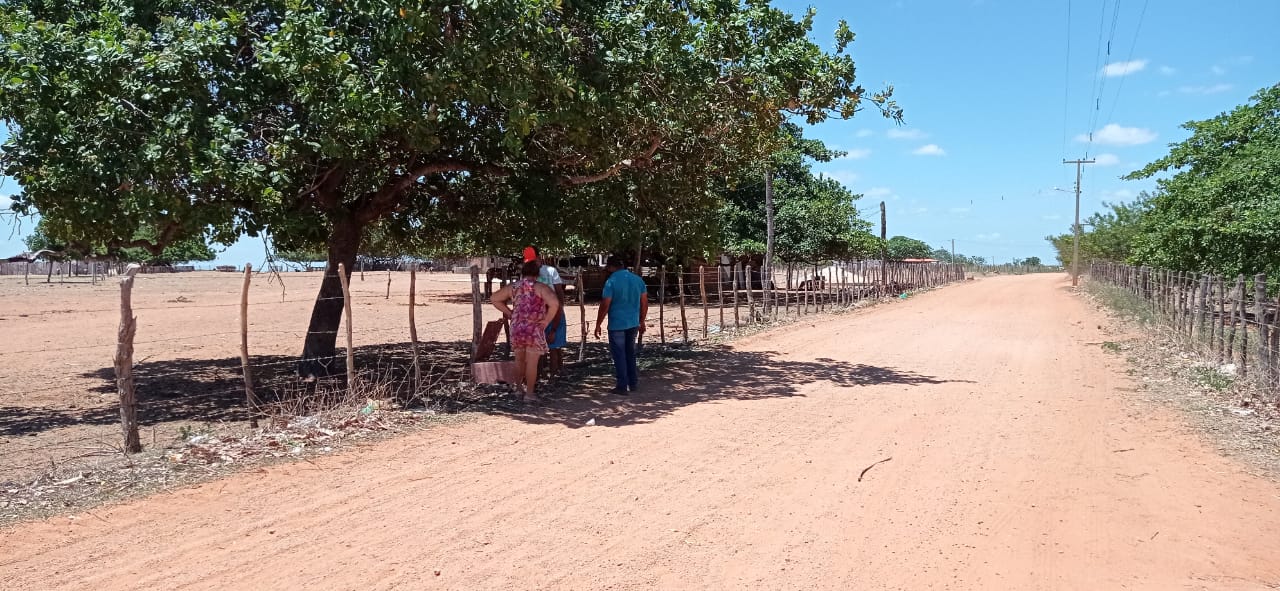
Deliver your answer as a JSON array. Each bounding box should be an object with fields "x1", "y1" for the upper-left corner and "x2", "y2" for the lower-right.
[{"x1": 2, "y1": 273, "x2": 1279, "y2": 589}]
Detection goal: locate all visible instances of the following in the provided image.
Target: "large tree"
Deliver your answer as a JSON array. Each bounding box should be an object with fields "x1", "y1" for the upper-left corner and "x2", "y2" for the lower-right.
[
  {"x1": 1, "y1": 1, "x2": 900, "y2": 373},
  {"x1": 1123, "y1": 84, "x2": 1280, "y2": 278}
]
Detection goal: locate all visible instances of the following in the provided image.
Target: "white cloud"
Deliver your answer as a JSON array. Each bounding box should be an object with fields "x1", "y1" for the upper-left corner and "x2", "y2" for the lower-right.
[
  {"x1": 949, "y1": 207, "x2": 971, "y2": 214},
  {"x1": 855, "y1": 129, "x2": 874, "y2": 138},
  {"x1": 1178, "y1": 83, "x2": 1233, "y2": 95},
  {"x1": 1102, "y1": 59, "x2": 1148, "y2": 77},
  {"x1": 886, "y1": 128, "x2": 927, "y2": 140},
  {"x1": 1075, "y1": 123, "x2": 1157, "y2": 146},
  {"x1": 1041, "y1": 214, "x2": 1062, "y2": 221},
  {"x1": 1093, "y1": 153, "x2": 1120, "y2": 166},
  {"x1": 912, "y1": 144, "x2": 946, "y2": 156},
  {"x1": 1158, "y1": 65, "x2": 1177, "y2": 75},
  {"x1": 1156, "y1": 90, "x2": 1172, "y2": 97},
  {"x1": 910, "y1": 207, "x2": 929, "y2": 215},
  {"x1": 1210, "y1": 65, "x2": 1227, "y2": 75},
  {"x1": 837, "y1": 148, "x2": 872, "y2": 160},
  {"x1": 864, "y1": 187, "x2": 893, "y2": 198},
  {"x1": 975, "y1": 232, "x2": 1002, "y2": 241}
]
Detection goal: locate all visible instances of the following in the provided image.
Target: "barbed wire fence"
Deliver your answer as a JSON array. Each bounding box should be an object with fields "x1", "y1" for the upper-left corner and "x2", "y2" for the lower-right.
[
  {"x1": 1090, "y1": 261, "x2": 1280, "y2": 402},
  {"x1": 1, "y1": 259, "x2": 966, "y2": 490}
]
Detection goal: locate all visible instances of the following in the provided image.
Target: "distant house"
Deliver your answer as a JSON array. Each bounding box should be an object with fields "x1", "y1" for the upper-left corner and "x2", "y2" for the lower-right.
[{"x1": 901, "y1": 258, "x2": 939, "y2": 264}]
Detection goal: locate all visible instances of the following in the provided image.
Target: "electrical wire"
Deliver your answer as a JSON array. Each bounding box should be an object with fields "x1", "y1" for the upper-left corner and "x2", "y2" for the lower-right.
[{"x1": 1102, "y1": 0, "x2": 1150, "y2": 131}]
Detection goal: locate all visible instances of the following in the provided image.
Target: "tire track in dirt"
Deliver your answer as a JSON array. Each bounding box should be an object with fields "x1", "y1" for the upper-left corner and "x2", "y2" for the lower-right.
[{"x1": 3, "y1": 274, "x2": 1279, "y2": 590}]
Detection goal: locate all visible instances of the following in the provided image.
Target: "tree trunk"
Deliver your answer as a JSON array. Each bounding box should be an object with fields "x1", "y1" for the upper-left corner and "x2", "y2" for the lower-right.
[{"x1": 298, "y1": 217, "x2": 362, "y2": 378}]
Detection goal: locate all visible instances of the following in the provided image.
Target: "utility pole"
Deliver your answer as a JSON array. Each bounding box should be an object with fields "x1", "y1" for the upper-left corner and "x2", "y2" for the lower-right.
[
  {"x1": 1062, "y1": 158, "x2": 1095, "y2": 287},
  {"x1": 950, "y1": 239, "x2": 955, "y2": 262}
]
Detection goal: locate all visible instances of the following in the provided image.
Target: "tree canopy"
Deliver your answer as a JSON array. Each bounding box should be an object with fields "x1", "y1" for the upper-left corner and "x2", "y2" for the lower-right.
[
  {"x1": 1122, "y1": 84, "x2": 1280, "y2": 278},
  {"x1": 25, "y1": 219, "x2": 216, "y2": 264},
  {"x1": 0, "y1": 1, "x2": 901, "y2": 367},
  {"x1": 1045, "y1": 195, "x2": 1151, "y2": 271},
  {"x1": 885, "y1": 235, "x2": 931, "y2": 260},
  {"x1": 1045, "y1": 84, "x2": 1280, "y2": 279}
]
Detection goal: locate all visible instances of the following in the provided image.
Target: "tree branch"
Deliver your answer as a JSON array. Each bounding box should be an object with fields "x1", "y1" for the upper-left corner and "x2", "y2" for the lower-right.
[
  {"x1": 354, "y1": 160, "x2": 507, "y2": 225},
  {"x1": 558, "y1": 136, "x2": 663, "y2": 187}
]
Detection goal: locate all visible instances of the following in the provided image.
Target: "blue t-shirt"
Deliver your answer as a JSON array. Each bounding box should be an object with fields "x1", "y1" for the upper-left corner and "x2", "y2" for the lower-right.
[{"x1": 601, "y1": 269, "x2": 646, "y2": 331}]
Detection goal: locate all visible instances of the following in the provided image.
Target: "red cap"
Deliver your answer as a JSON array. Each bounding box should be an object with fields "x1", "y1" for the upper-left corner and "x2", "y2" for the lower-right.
[{"x1": 522, "y1": 246, "x2": 537, "y2": 263}]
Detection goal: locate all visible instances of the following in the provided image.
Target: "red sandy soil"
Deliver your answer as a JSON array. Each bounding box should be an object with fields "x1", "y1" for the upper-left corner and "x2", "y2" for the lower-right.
[{"x1": 2, "y1": 274, "x2": 1278, "y2": 590}]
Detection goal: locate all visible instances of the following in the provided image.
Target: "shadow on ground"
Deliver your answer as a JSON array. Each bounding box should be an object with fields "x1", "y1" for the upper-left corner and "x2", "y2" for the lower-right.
[
  {"x1": 1, "y1": 338, "x2": 972, "y2": 438},
  {"x1": 0, "y1": 340, "x2": 474, "y2": 438},
  {"x1": 481, "y1": 344, "x2": 974, "y2": 429}
]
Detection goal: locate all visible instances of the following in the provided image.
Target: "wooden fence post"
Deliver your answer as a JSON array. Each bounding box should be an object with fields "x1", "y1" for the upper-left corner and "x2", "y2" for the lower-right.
[
  {"x1": 1216, "y1": 276, "x2": 1226, "y2": 364},
  {"x1": 409, "y1": 267, "x2": 421, "y2": 391},
  {"x1": 470, "y1": 266, "x2": 482, "y2": 360},
  {"x1": 659, "y1": 265, "x2": 667, "y2": 344},
  {"x1": 240, "y1": 263, "x2": 258, "y2": 427},
  {"x1": 732, "y1": 262, "x2": 741, "y2": 330},
  {"x1": 114, "y1": 264, "x2": 143, "y2": 454},
  {"x1": 717, "y1": 264, "x2": 725, "y2": 330},
  {"x1": 1227, "y1": 276, "x2": 1243, "y2": 366},
  {"x1": 678, "y1": 265, "x2": 689, "y2": 342},
  {"x1": 1239, "y1": 275, "x2": 1250, "y2": 378},
  {"x1": 746, "y1": 265, "x2": 755, "y2": 324},
  {"x1": 577, "y1": 274, "x2": 587, "y2": 362},
  {"x1": 386, "y1": 269, "x2": 392, "y2": 299},
  {"x1": 699, "y1": 265, "x2": 709, "y2": 339},
  {"x1": 338, "y1": 263, "x2": 356, "y2": 394},
  {"x1": 1254, "y1": 273, "x2": 1267, "y2": 385}
]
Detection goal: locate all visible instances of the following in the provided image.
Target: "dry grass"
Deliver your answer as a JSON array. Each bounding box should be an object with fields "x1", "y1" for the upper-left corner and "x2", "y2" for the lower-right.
[{"x1": 1084, "y1": 280, "x2": 1280, "y2": 479}]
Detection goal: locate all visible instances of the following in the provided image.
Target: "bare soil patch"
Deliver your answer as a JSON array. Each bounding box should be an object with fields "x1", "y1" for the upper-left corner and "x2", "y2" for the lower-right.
[{"x1": 3, "y1": 274, "x2": 1279, "y2": 589}]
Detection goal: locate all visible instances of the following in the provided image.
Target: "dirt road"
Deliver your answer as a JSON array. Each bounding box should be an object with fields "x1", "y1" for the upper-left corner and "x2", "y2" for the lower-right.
[{"x1": 3, "y1": 274, "x2": 1278, "y2": 590}]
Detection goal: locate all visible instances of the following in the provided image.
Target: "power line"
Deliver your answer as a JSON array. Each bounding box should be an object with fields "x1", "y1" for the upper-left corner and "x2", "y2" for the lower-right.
[
  {"x1": 1083, "y1": 0, "x2": 1114, "y2": 158},
  {"x1": 1102, "y1": 0, "x2": 1150, "y2": 130},
  {"x1": 1060, "y1": 0, "x2": 1074, "y2": 184}
]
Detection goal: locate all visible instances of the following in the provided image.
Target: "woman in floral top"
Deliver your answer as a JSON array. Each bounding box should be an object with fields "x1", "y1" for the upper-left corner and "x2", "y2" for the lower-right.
[{"x1": 490, "y1": 261, "x2": 560, "y2": 402}]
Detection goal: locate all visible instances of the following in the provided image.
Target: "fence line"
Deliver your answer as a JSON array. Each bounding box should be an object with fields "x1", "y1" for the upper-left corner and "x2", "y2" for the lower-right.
[
  {"x1": 2, "y1": 260, "x2": 966, "y2": 485},
  {"x1": 1090, "y1": 261, "x2": 1279, "y2": 401}
]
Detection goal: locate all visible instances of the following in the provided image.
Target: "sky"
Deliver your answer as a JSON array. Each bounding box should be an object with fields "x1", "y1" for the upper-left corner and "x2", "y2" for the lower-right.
[{"x1": 2, "y1": 0, "x2": 1278, "y2": 266}]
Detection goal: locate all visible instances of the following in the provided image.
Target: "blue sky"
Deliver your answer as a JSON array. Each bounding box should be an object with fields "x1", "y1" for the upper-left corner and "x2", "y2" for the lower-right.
[{"x1": 2, "y1": 0, "x2": 1278, "y2": 265}]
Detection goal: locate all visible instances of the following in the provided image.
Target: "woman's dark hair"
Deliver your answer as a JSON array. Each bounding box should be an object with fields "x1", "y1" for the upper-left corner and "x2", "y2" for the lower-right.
[{"x1": 521, "y1": 260, "x2": 541, "y2": 278}]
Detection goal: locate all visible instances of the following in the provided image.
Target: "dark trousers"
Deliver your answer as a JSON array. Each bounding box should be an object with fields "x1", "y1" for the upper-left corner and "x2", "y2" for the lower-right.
[{"x1": 607, "y1": 328, "x2": 639, "y2": 390}]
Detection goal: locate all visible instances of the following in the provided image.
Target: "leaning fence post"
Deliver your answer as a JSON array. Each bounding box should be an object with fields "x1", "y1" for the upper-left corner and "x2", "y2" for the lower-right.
[
  {"x1": 409, "y1": 267, "x2": 421, "y2": 391},
  {"x1": 240, "y1": 263, "x2": 259, "y2": 427},
  {"x1": 114, "y1": 264, "x2": 143, "y2": 454},
  {"x1": 746, "y1": 265, "x2": 755, "y2": 324},
  {"x1": 338, "y1": 263, "x2": 357, "y2": 394},
  {"x1": 386, "y1": 269, "x2": 392, "y2": 299}
]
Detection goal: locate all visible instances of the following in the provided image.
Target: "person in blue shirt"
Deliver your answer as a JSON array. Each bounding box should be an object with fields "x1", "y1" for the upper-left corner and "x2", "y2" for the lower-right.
[{"x1": 594, "y1": 256, "x2": 649, "y2": 394}]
